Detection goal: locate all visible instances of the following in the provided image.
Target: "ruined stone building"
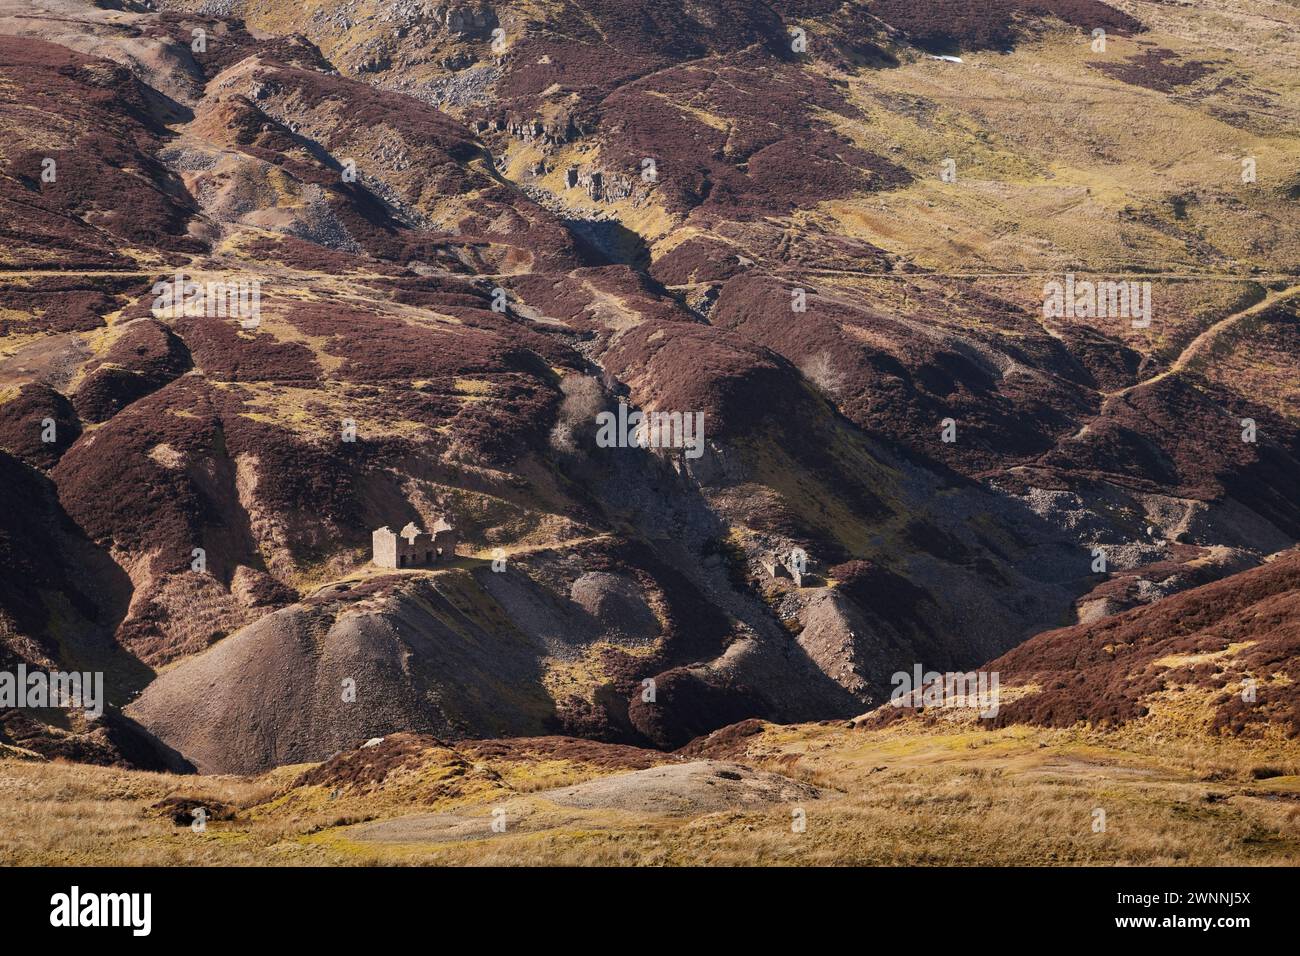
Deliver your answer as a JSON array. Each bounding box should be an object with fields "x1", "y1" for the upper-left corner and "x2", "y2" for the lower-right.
[
  {"x1": 762, "y1": 550, "x2": 809, "y2": 587},
  {"x1": 372, "y1": 517, "x2": 458, "y2": 569}
]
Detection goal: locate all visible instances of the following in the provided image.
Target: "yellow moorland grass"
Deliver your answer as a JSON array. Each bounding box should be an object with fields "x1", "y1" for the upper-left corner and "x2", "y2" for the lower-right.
[
  {"x1": 816, "y1": 10, "x2": 1300, "y2": 277},
  {"x1": 3, "y1": 699, "x2": 1298, "y2": 866}
]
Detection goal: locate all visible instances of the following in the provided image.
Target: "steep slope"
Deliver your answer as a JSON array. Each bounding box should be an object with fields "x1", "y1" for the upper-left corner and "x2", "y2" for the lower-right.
[
  {"x1": 987, "y1": 549, "x2": 1300, "y2": 738},
  {"x1": 0, "y1": 33, "x2": 200, "y2": 268},
  {"x1": 1, "y1": 0, "x2": 1298, "y2": 771},
  {"x1": 128, "y1": 573, "x2": 559, "y2": 773}
]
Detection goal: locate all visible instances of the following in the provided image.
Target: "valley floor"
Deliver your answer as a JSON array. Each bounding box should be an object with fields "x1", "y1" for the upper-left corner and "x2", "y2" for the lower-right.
[{"x1": 3, "y1": 719, "x2": 1297, "y2": 866}]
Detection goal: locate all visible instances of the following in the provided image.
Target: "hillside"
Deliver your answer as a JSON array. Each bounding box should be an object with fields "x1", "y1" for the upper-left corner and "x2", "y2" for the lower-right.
[
  {"x1": 0, "y1": 0, "x2": 1298, "y2": 867},
  {"x1": 989, "y1": 548, "x2": 1300, "y2": 737}
]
